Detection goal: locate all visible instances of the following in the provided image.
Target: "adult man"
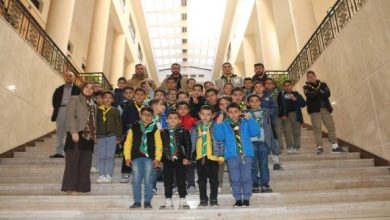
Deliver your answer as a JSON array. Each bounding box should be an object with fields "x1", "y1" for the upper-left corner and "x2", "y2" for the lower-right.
[
  {"x1": 252, "y1": 63, "x2": 267, "y2": 82},
  {"x1": 159, "y1": 63, "x2": 188, "y2": 91},
  {"x1": 214, "y1": 62, "x2": 243, "y2": 91},
  {"x1": 303, "y1": 71, "x2": 344, "y2": 154},
  {"x1": 128, "y1": 64, "x2": 156, "y2": 90},
  {"x1": 50, "y1": 71, "x2": 80, "y2": 158}
]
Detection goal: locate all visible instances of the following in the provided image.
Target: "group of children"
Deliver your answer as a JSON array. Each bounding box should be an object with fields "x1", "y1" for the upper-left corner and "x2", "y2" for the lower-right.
[{"x1": 90, "y1": 74, "x2": 309, "y2": 209}]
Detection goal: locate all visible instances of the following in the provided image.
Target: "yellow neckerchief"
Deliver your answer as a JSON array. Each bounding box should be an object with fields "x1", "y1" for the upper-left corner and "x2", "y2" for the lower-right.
[
  {"x1": 306, "y1": 80, "x2": 321, "y2": 90},
  {"x1": 135, "y1": 102, "x2": 144, "y2": 113},
  {"x1": 196, "y1": 127, "x2": 219, "y2": 161},
  {"x1": 99, "y1": 105, "x2": 112, "y2": 123}
]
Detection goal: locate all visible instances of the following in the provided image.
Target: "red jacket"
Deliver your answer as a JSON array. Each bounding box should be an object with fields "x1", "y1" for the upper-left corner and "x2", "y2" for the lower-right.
[{"x1": 179, "y1": 114, "x2": 197, "y2": 131}]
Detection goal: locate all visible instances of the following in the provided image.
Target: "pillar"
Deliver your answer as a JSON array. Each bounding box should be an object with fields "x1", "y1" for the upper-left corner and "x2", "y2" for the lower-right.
[
  {"x1": 255, "y1": 0, "x2": 282, "y2": 69},
  {"x1": 242, "y1": 35, "x2": 257, "y2": 77},
  {"x1": 288, "y1": 0, "x2": 318, "y2": 50},
  {"x1": 86, "y1": 0, "x2": 110, "y2": 72},
  {"x1": 109, "y1": 34, "x2": 125, "y2": 83},
  {"x1": 45, "y1": 0, "x2": 75, "y2": 53}
]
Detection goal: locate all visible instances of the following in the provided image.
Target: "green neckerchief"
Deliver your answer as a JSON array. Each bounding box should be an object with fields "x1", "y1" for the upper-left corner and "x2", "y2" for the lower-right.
[
  {"x1": 197, "y1": 122, "x2": 211, "y2": 157},
  {"x1": 140, "y1": 122, "x2": 155, "y2": 157},
  {"x1": 227, "y1": 118, "x2": 242, "y2": 155},
  {"x1": 168, "y1": 127, "x2": 178, "y2": 161},
  {"x1": 248, "y1": 108, "x2": 265, "y2": 128},
  {"x1": 268, "y1": 88, "x2": 279, "y2": 100}
]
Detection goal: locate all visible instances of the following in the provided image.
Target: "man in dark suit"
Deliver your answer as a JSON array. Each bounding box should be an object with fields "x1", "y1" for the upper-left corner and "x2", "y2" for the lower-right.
[{"x1": 50, "y1": 71, "x2": 80, "y2": 158}]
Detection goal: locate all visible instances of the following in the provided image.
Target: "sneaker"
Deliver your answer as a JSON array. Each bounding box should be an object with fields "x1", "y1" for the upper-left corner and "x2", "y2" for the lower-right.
[
  {"x1": 210, "y1": 200, "x2": 219, "y2": 208},
  {"x1": 129, "y1": 202, "x2": 141, "y2": 209},
  {"x1": 90, "y1": 167, "x2": 98, "y2": 173},
  {"x1": 144, "y1": 202, "x2": 153, "y2": 209},
  {"x1": 233, "y1": 200, "x2": 242, "y2": 208},
  {"x1": 273, "y1": 164, "x2": 282, "y2": 171},
  {"x1": 316, "y1": 147, "x2": 324, "y2": 155},
  {"x1": 252, "y1": 184, "x2": 260, "y2": 193},
  {"x1": 218, "y1": 187, "x2": 222, "y2": 193},
  {"x1": 120, "y1": 174, "x2": 130, "y2": 183},
  {"x1": 96, "y1": 175, "x2": 106, "y2": 183},
  {"x1": 198, "y1": 201, "x2": 208, "y2": 209},
  {"x1": 242, "y1": 200, "x2": 250, "y2": 207},
  {"x1": 178, "y1": 198, "x2": 190, "y2": 209},
  {"x1": 187, "y1": 186, "x2": 196, "y2": 194},
  {"x1": 261, "y1": 185, "x2": 273, "y2": 193},
  {"x1": 332, "y1": 146, "x2": 346, "y2": 153},
  {"x1": 287, "y1": 148, "x2": 294, "y2": 154},
  {"x1": 293, "y1": 148, "x2": 299, "y2": 154},
  {"x1": 159, "y1": 199, "x2": 174, "y2": 210},
  {"x1": 49, "y1": 153, "x2": 64, "y2": 158},
  {"x1": 103, "y1": 175, "x2": 112, "y2": 183}
]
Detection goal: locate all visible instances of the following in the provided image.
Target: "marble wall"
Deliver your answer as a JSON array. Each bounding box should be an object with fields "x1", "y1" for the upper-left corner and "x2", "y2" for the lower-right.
[
  {"x1": 0, "y1": 18, "x2": 63, "y2": 154},
  {"x1": 294, "y1": 0, "x2": 390, "y2": 161}
]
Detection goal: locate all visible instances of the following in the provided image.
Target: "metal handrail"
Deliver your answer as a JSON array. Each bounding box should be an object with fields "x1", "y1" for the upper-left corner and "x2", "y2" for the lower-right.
[
  {"x1": 271, "y1": 0, "x2": 366, "y2": 85},
  {"x1": 1, "y1": 0, "x2": 113, "y2": 91}
]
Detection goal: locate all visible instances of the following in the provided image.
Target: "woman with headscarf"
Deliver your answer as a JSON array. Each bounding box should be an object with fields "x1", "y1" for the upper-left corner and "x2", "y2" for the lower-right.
[{"x1": 61, "y1": 81, "x2": 96, "y2": 195}]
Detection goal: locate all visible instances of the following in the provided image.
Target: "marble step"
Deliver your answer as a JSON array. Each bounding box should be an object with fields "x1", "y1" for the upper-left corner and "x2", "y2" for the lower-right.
[
  {"x1": 0, "y1": 176, "x2": 389, "y2": 195},
  {"x1": 0, "y1": 200, "x2": 389, "y2": 220},
  {"x1": 13, "y1": 151, "x2": 360, "y2": 162},
  {"x1": 1, "y1": 187, "x2": 390, "y2": 210},
  {"x1": 0, "y1": 158, "x2": 374, "y2": 170},
  {"x1": 0, "y1": 166, "x2": 387, "y2": 183}
]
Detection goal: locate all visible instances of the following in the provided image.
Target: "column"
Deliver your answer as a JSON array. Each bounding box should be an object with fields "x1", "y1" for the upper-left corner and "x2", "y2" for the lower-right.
[
  {"x1": 86, "y1": 0, "x2": 111, "y2": 72},
  {"x1": 110, "y1": 34, "x2": 126, "y2": 83},
  {"x1": 255, "y1": 0, "x2": 281, "y2": 69},
  {"x1": 242, "y1": 34, "x2": 257, "y2": 77},
  {"x1": 125, "y1": 61, "x2": 135, "y2": 79},
  {"x1": 45, "y1": 0, "x2": 75, "y2": 53},
  {"x1": 288, "y1": 0, "x2": 318, "y2": 50}
]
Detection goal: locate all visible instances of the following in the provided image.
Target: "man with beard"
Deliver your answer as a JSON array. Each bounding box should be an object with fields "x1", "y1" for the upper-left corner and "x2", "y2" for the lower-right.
[
  {"x1": 128, "y1": 64, "x2": 156, "y2": 90},
  {"x1": 159, "y1": 63, "x2": 188, "y2": 91}
]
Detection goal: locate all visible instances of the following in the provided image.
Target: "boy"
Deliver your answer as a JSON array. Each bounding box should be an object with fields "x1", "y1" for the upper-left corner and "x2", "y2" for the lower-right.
[
  {"x1": 186, "y1": 78, "x2": 196, "y2": 95},
  {"x1": 159, "y1": 112, "x2": 192, "y2": 209},
  {"x1": 277, "y1": 80, "x2": 307, "y2": 154},
  {"x1": 191, "y1": 105, "x2": 224, "y2": 208},
  {"x1": 205, "y1": 88, "x2": 220, "y2": 113},
  {"x1": 166, "y1": 89, "x2": 178, "y2": 112},
  {"x1": 231, "y1": 87, "x2": 246, "y2": 110},
  {"x1": 96, "y1": 91, "x2": 122, "y2": 183},
  {"x1": 114, "y1": 77, "x2": 127, "y2": 107},
  {"x1": 176, "y1": 101, "x2": 197, "y2": 193},
  {"x1": 214, "y1": 103, "x2": 260, "y2": 207},
  {"x1": 246, "y1": 94, "x2": 273, "y2": 193},
  {"x1": 177, "y1": 91, "x2": 190, "y2": 103},
  {"x1": 222, "y1": 83, "x2": 233, "y2": 97},
  {"x1": 124, "y1": 107, "x2": 162, "y2": 209},
  {"x1": 149, "y1": 99, "x2": 167, "y2": 130},
  {"x1": 165, "y1": 77, "x2": 177, "y2": 92},
  {"x1": 204, "y1": 81, "x2": 215, "y2": 90},
  {"x1": 154, "y1": 89, "x2": 167, "y2": 102},
  {"x1": 242, "y1": 78, "x2": 253, "y2": 97},
  {"x1": 117, "y1": 86, "x2": 134, "y2": 182},
  {"x1": 189, "y1": 84, "x2": 206, "y2": 119}
]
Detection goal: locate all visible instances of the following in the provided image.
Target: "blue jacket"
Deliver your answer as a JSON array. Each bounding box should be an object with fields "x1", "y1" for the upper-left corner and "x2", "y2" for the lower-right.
[{"x1": 213, "y1": 118, "x2": 260, "y2": 161}]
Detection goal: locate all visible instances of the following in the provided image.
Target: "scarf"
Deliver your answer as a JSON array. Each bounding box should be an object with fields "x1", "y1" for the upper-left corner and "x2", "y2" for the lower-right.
[
  {"x1": 168, "y1": 127, "x2": 178, "y2": 161},
  {"x1": 140, "y1": 122, "x2": 155, "y2": 157},
  {"x1": 222, "y1": 74, "x2": 236, "y2": 84},
  {"x1": 135, "y1": 102, "x2": 144, "y2": 114},
  {"x1": 83, "y1": 96, "x2": 96, "y2": 140},
  {"x1": 99, "y1": 105, "x2": 112, "y2": 123},
  {"x1": 197, "y1": 122, "x2": 211, "y2": 157},
  {"x1": 249, "y1": 108, "x2": 265, "y2": 128},
  {"x1": 305, "y1": 80, "x2": 322, "y2": 91},
  {"x1": 228, "y1": 119, "x2": 242, "y2": 155}
]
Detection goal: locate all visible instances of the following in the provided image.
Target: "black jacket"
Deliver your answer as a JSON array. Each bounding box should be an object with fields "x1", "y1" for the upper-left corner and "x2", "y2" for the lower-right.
[
  {"x1": 161, "y1": 127, "x2": 192, "y2": 161},
  {"x1": 51, "y1": 84, "x2": 81, "y2": 121},
  {"x1": 130, "y1": 123, "x2": 159, "y2": 160},
  {"x1": 303, "y1": 80, "x2": 332, "y2": 114},
  {"x1": 189, "y1": 96, "x2": 206, "y2": 120},
  {"x1": 277, "y1": 91, "x2": 306, "y2": 123}
]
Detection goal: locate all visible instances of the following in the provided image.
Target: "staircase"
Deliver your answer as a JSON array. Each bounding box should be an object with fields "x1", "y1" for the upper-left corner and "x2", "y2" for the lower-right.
[{"x1": 0, "y1": 128, "x2": 389, "y2": 219}]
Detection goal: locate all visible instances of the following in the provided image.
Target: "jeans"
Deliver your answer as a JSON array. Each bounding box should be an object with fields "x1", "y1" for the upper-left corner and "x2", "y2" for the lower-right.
[
  {"x1": 227, "y1": 156, "x2": 252, "y2": 201},
  {"x1": 131, "y1": 157, "x2": 157, "y2": 203},
  {"x1": 251, "y1": 141, "x2": 270, "y2": 187},
  {"x1": 96, "y1": 136, "x2": 116, "y2": 177}
]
